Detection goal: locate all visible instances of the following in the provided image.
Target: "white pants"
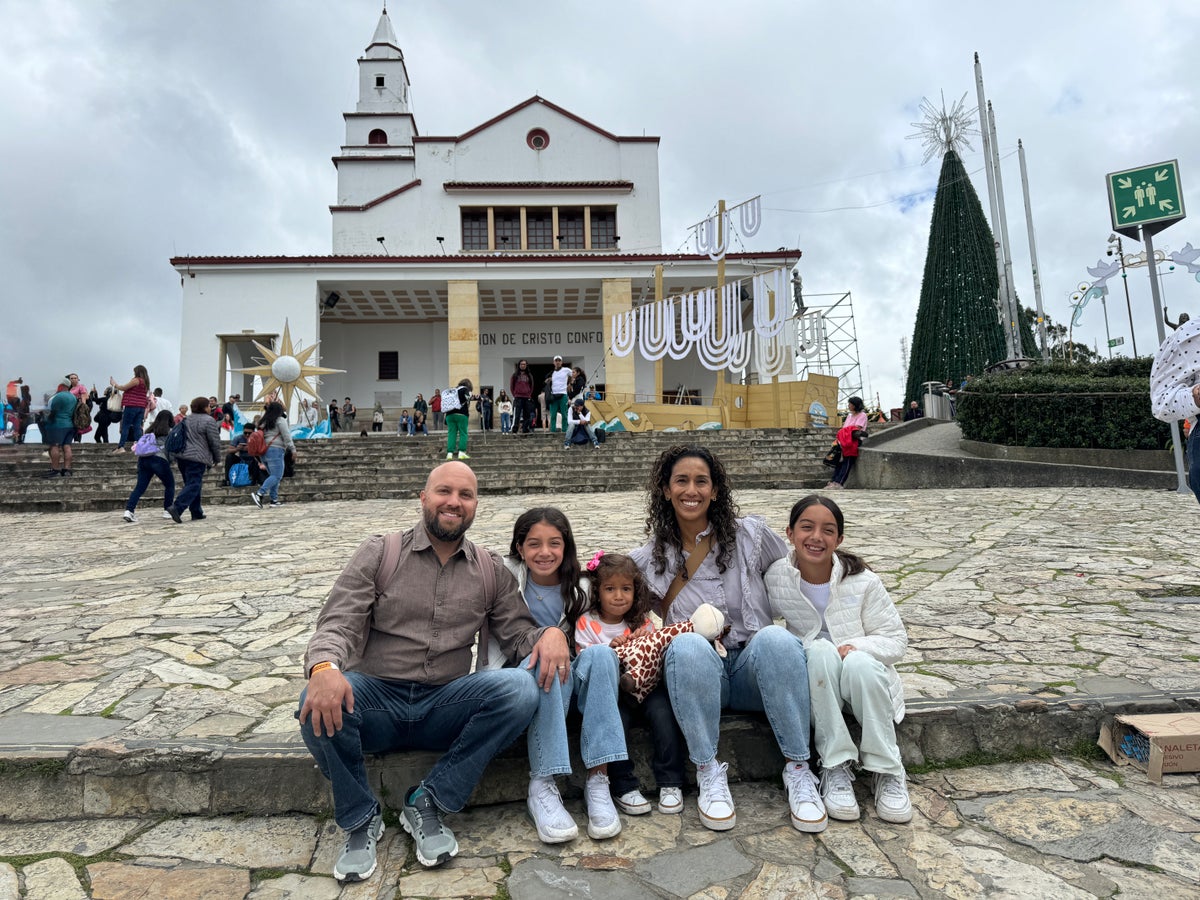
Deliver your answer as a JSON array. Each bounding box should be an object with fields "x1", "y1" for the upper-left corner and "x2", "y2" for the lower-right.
[{"x1": 807, "y1": 639, "x2": 904, "y2": 776}]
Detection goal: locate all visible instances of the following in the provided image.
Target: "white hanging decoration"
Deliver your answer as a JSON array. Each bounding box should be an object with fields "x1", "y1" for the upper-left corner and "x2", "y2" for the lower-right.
[
  {"x1": 701, "y1": 214, "x2": 729, "y2": 261},
  {"x1": 738, "y1": 196, "x2": 762, "y2": 237},
  {"x1": 611, "y1": 309, "x2": 636, "y2": 357},
  {"x1": 725, "y1": 330, "x2": 753, "y2": 374},
  {"x1": 751, "y1": 269, "x2": 787, "y2": 338},
  {"x1": 678, "y1": 288, "x2": 713, "y2": 343},
  {"x1": 795, "y1": 311, "x2": 826, "y2": 359},
  {"x1": 637, "y1": 300, "x2": 672, "y2": 361},
  {"x1": 754, "y1": 333, "x2": 788, "y2": 378}
]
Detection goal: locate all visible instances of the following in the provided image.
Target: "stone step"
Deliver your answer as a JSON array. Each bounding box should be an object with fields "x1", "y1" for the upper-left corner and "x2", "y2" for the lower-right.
[
  {"x1": 0, "y1": 429, "x2": 836, "y2": 512},
  {"x1": 0, "y1": 692, "x2": 1179, "y2": 822}
]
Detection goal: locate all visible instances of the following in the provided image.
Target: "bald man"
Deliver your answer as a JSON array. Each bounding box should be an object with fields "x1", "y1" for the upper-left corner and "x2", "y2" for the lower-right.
[{"x1": 300, "y1": 462, "x2": 568, "y2": 879}]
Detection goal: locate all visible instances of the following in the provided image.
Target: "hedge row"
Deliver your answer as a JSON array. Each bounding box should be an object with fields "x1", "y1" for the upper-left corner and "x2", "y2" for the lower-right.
[{"x1": 955, "y1": 359, "x2": 1171, "y2": 451}]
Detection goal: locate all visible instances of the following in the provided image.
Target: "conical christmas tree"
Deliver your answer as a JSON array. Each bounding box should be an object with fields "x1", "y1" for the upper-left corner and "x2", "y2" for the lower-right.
[{"x1": 904, "y1": 148, "x2": 1008, "y2": 403}]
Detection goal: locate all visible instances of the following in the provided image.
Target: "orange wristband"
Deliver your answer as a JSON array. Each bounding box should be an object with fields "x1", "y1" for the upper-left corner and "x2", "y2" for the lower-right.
[{"x1": 310, "y1": 661, "x2": 334, "y2": 676}]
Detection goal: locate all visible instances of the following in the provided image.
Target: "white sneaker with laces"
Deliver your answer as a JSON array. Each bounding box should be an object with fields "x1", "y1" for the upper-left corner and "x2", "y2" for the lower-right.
[
  {"x1": 161, "y1": 510, "x2": 172, "y2": 520},
  {"x1": 696, "y1": 760, "x2": 736, "y2": 831},
  {"x1": 526, "y1": 776, "x2": 578, "y2": 844},
  {"x1": 820, "y1": 762, "x2": 860, "y2": 821},
  {"x1": 783, "y1": 763, "x2": 827, "y2": 833},
  {"x1": 584, "y1": 772, "x2": 622, "y2": 839},
  {"x1": 873, "y1": 772, "x2": 913, "y2": 823},
  {"x1": 613, "y1": 788, "x2": 651, "y2": 816},
  {"x1": 657, "y1": 786, "x2": 684, "y2": 815},
  {"x1": 122, "y1": 510, "x2": 137, "y2": 524}
]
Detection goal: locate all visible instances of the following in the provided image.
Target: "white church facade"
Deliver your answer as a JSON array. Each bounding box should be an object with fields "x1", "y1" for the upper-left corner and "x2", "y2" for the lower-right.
[{"x1": 172, "y1": 9, "x2": 833, "y2": 430}]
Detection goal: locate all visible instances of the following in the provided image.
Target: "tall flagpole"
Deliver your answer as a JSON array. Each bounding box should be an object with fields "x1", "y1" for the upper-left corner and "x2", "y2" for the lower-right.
[
  {"x1": 974, "y1": 54, "x2": 1017, "y2": 359},
  {"x1": 988, "y1": 101, "x2": 1023, "y2": 357},
  {"x1": 1018, "y1": 139, "x2": 1050, "y2": 360}
]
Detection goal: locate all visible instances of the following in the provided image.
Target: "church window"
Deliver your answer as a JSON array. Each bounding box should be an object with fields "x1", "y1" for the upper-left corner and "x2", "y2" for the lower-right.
[
  {"x1": 557, "y1": 209, "x2": 585, "y2": 250},
  {"x1": 375, "y1": 75, "x2": 385, "y2": 88},
  {"x1": 461, "y1": 209, "x2": 488, "y2": 250},
  {"x1": 526, "y1": 210, "x2": 553, "y2": 250},
  {"x1": 368, "y1": 129, "x2": 388, "y2": 145},
  {"x1": 526, "y1": 128, "x2": 550, "y2": 150},
  {"x1": 590, "y1": 209, "x2": 617, "y2": 249},
  {"x1": 494, "y1": 209, "x2": 520, "y2": 249},
  {"x1": 378, "y1": 351, "x2": 399, "y2": 380}
]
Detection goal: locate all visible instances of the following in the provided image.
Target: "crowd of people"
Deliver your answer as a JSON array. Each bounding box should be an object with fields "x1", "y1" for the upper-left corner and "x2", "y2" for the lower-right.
[{"x1": 299, "y1": 446, "x2": 913, "y2": 882}]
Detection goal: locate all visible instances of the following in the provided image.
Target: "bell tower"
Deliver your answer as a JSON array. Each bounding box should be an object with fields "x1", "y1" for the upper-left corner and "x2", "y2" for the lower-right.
[{"x1": 333, "y1": 6, "x2": 417, "y2": 210}]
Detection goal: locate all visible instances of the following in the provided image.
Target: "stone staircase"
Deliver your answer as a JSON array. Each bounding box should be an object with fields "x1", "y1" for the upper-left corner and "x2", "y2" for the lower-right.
[{"x1": 0, "y1": 428, "x2": 833, "y2": 512}]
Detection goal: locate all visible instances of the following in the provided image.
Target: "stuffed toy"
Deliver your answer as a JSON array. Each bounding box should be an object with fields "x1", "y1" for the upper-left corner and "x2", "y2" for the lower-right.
[{"x1": 614, "y1": 603, "x2": 726, "y2": 702}]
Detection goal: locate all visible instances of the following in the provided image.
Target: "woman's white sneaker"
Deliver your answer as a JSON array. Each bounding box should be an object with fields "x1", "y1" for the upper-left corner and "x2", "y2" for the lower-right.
[
  {"x1": 696, "y1": 760, "x2": 736, "y2": 831},
  {"x1": 526, "y1": 776, "x2": 578, "y2": 843},
  {"x1": 820, "y1": 762, "x2": 860, "y2": 821},
  {"x1": 585, "y1": 772, "x2": 622, "y2": 839},
  {"x1": 657, "y1": 786, "x2": 684, "y2": 815},
  {"x1": 783, "y1": 762, "x2": 827, "y2": 833},
  {"x1": 872, "y1": 772, "x2": 912, "y2": 823}
]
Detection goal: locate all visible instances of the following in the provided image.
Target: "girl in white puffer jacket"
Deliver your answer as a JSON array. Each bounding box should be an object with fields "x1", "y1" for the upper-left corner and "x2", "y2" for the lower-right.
[{"x1": 764, "y1": 495, "x2": 912, "y2": 825}]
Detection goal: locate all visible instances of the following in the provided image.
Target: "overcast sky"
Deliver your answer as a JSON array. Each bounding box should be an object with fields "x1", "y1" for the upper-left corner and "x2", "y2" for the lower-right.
[{"x1": 2, "y1": 0, "x2": 1198, "y2": 414}]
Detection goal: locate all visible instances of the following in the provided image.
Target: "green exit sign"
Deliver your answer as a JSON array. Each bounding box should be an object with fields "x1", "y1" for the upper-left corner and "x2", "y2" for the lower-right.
[{"x1": 1107, "y1": 160, "x2": 1185, "y2": 238}]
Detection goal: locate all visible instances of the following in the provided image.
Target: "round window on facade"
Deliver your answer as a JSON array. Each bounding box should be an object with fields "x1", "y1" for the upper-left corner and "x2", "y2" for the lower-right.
[{"x1": 526, "y1": 128, "x2": 549, "y2": 151}]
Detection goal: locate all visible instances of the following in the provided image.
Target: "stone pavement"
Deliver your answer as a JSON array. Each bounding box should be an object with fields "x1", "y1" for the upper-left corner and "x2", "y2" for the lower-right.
[{"x1": 1, "y1": 486, "x2": 1199, "y2": 897}]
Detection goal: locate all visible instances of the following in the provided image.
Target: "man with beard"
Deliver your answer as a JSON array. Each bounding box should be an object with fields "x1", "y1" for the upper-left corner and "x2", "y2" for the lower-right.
[{"x1": 298, "y1": 461, "x2": 567, "y2": 881}]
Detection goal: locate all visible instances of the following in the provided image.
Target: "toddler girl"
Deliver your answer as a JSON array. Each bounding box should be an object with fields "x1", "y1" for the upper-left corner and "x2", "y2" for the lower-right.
[
  {"x1": 764, "y1": 495, "x2": 911, "y2": 824},
  {"x1": 580, "y1": 552, "x2": 687, "y2": 816}
]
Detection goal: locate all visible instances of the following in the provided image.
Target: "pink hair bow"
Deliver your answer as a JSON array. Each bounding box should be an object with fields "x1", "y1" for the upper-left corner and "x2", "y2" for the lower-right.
[{"x1": 586, "y1": 551, "x2": 604, "y2": 571}]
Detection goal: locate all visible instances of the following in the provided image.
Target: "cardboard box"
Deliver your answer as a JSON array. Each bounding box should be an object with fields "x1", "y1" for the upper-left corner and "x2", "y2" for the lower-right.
[{"x1": 1098, "y1": 713, "x2": 1200, "y2": 782}]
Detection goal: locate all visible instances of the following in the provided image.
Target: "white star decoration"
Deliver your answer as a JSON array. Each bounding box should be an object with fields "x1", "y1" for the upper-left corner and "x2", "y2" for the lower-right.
[{"x1": 234, "y1": 320, "x2": 344, "y2": 412}]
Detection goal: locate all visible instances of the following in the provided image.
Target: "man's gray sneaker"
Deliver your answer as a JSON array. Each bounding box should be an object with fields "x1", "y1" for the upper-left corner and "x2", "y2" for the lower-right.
[
  {"x1": 332, "y1": 812, "x2": 384, "y2": 882},
  {"x1": 401, "y1": 786, "x2": 459, "y2": 868}
]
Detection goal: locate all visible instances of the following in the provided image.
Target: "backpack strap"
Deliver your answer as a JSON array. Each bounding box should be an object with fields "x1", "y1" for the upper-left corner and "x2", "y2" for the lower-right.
[
  {"x1": 374, "y1": 532, "x2": 404, "y2": 598},
  {"x1": 475, "y1": 547, "x2": 497, "y2": 668}
]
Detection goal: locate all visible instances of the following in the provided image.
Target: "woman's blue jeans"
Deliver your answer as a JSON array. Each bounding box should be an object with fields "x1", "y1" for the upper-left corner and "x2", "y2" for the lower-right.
[
  {"x1": 298, "y1": 668, "x2": 540, "y2": 831},
  {"x1": 500, "y1": 412, "x2": 512, "y2": 433},
  {"x1": 664, "y1": 625, "x2": 813, "y2": 765},
  {"x1": 118, "y1": 406, "x2": 144, "y2": 449},
  {"x1": 258, "y1": 445, "x2": 285, "y2": 501},
  {"x1": 172, "y1": 459, "x2": 208, "y2": 518},
  {"x1": 126, "y1": 456, "x2": 174, "y2": 512},
  {"x1": 524, "y1": 645, "x2": 627, "y2": 776}
]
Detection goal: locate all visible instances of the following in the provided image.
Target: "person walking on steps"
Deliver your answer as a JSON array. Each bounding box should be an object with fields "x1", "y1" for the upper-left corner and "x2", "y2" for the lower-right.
[
  {"x1": 443, "y1": 379, "x2": 477, "y2": 461},
  {"x1": 250, "y1": 401, "x2": 296, "y2": 509}
]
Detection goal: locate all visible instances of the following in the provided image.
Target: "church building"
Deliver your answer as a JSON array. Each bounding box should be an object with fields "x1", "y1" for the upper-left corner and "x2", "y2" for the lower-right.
[{"x1": 172, "y1": 8, "x2": 826, "y2": 429}]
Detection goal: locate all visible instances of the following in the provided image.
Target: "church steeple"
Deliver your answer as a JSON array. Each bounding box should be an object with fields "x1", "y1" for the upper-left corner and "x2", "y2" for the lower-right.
[{"x1": 357, "y1": 7, "x2": 410, "y2": 114}]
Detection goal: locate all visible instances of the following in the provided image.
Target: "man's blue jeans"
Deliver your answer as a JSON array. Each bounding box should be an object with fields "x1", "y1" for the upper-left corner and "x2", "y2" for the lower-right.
[
  {"x1": 1189, "y1": 425, "x2": 1200, "y2": 505},
  {"x1": 524, "y1": 645, "x2": 627, "y2": 776},
  {"x1": 258, "y1": 445, "x2": 285, "y2": 501},
  {"x1": 172, "y1": 459, "x2": 208, "y2": 518},
  {"x1": 299, "y1": 669, "x2": 539, "y2": 831},
  {"x1": 664, "y1": 626, "x2": 813, "y2": 765}
]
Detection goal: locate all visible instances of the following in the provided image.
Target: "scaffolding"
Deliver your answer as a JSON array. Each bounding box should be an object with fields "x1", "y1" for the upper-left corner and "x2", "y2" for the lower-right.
[{"x1": 796, "y1": 291, "x2": 863, "y2": 411}]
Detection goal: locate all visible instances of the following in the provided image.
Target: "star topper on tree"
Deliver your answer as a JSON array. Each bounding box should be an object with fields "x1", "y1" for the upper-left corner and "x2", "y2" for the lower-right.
[{"x1": 908, "y1": 92, "x2": 978, "y2": 163}]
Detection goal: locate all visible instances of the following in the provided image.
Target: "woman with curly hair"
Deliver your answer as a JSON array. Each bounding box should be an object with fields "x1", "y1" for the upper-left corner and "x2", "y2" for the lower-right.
[
  {"x1": 629, "y1": 446, "x2": 826, "y2": 835},
  {"x1": 481, "y1": 508, "x2": 628, "y2": 844}
]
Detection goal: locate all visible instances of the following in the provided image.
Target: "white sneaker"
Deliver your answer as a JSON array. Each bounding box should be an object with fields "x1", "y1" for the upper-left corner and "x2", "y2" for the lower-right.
[
  {"x1": 122, "y1": 510, "x2": 137, "y2": 524},
  {"x1": 584, "y1": 772, "x2": 622, "y2": 839},
  {"x1": 873, "y1": 772, "x2": 913, "y2": 823},
  {"x1": 820, "y1": 762, "x2": 860, "y2": 821},
  {"x1": 161, "y1": 510, "x2": 172, "y2": 519},
  {"x1": 613, "y1": 788, "x2": 651, "y2": 816},
  {"x1": 658, "y1": 786, "x2": 684, "y2": 815},
  {"x1": 783, "y1": 763, "x2": 827, "y2": 833},
  {"x1": 696, "y1": 760, "x2": 736, "y2": 831},
  {"x1": 526, "y1": 776, "x2": 578, "y2": 844}
]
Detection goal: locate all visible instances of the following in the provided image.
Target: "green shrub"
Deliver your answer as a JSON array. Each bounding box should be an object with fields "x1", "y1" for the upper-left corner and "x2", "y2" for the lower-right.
[{"x1": 956, "y1": 359, "x2": 1171, "y2": 450}]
